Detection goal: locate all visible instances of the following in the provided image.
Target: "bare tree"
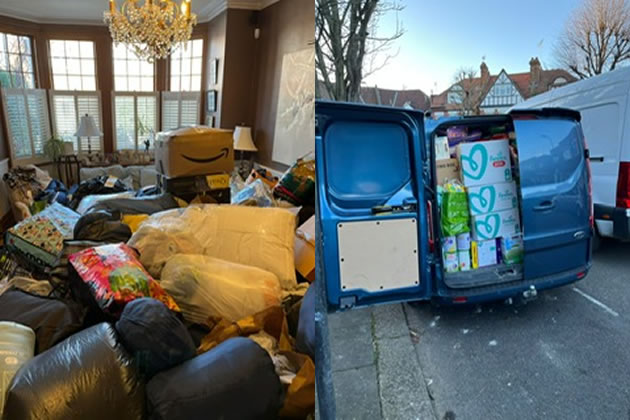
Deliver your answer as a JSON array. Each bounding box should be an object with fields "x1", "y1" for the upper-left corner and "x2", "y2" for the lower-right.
[
  {"x1": 555, "y1": 0, "x2": 630, "y2": 79},
  {"x1": 315, "y1": 0, "x2": 404, "y2": 102},
  {"x1": 450, "y1": 67, "x2": 483, "y2": 116}
]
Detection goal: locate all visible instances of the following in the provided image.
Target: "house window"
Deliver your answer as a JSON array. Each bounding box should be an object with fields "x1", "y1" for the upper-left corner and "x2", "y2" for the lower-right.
[
  {"x1": 113, "y1": 93, "x2": 159, "y2": 151},
  {"x1": 49, "y1": 40, "x2": 96, "y2": 90},
  {"x1": 0, "y1": 33, "x2": 35, "y2": 88},
  {"x1": 1, "y1": 88, "x2": 50, "y2": 161},
  {"x1": 551, "y1": 77, "x2": 568, "y2": 89},
  {"x1": 113, "y1": 43, "x2": 154, "y2": 92},
  {"x1": 50, "y1": 91, "x2": 102, "y2": 153},
  {"x1": 169, "y1": 39, "x2": 204, "y2": 92}
]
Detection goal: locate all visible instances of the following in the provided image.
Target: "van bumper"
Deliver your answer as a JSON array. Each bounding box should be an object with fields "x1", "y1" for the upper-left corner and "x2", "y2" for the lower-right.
[
  {"x1": 594, "y1": 204, "x2": 630, "y2": 240},
  {"x1": 435, "y1": 264, "x2": 591, "y2": 305}
]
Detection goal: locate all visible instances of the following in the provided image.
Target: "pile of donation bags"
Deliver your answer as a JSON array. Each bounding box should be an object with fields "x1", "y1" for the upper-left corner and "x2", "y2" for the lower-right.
[
  {"x1": 436, "y1": 125, "x2": 524, "y2": 273},
  {"x1": 0, "y1": 153, "x2": 316, "y2": 418}
]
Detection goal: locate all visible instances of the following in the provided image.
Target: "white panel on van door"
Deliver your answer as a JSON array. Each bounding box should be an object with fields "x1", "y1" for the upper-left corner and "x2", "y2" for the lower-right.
[{"x1": 579, "y1": 101, "x2": 624, "y2": 208}]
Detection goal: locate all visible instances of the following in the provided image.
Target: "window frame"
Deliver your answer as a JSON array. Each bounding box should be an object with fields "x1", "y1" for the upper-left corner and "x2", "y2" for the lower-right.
[
  {"x1": 168, "y1": 38, "x2": 204, "y2": 92},
  {"x1": 112, "y1": 91, "x2": 160, "y2": 151},
  {"x1": 1, "y1": 87, "x2": 51, "y2": 165},
  {"x1": 49, "y1": 89, "x2": 103, "y2": 155},
  {"x1": 48, "y1": 39, "x2": 98, "y2": 91},
  {"x1": 112, "y1": 42, "x2": 156, "y2": 92},
  {"x1": 0, "y1": 32, "x2": 37, "y2": 89}
]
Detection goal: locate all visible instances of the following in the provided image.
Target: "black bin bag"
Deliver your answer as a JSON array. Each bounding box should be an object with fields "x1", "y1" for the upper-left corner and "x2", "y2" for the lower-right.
[
  {"x1": 2, "y1": 323, "x2": 145, "y2": 420},
  {"x1": 296, "y1": 282, "x2": 315, "y2": 359},
  {"x1": 147, "y1": 337, "x2": 283, "y2": 420}
]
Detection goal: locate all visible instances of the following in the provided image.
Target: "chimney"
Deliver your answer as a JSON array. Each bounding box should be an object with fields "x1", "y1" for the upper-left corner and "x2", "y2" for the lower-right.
[
  {"x1": 480, "y1": 61, "x2": 489, "y2": 82},
  {"x1": 529, "y1": 57, "x2": 542, "y2": 91}
]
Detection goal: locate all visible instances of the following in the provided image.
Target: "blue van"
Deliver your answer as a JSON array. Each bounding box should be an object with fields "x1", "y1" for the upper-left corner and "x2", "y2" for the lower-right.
[{"x1": 316, "y1": 100, "x2": 593, "y2": 310}]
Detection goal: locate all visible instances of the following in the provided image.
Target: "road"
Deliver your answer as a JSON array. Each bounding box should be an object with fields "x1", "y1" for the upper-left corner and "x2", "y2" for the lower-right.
[{"x1": 405, "y1": 240, "x2": 630, "y2": 419}]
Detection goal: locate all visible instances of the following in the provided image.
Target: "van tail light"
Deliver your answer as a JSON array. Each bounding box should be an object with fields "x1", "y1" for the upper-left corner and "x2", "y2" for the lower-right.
[{"x1": 616, "y1": 162, "x2": 630, "y2": 208}]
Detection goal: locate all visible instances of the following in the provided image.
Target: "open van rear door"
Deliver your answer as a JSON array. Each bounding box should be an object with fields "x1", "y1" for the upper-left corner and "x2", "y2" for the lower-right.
[
  {"x1": 509, "y1": 108, "x2": 592, "y2": 280},
  {"x1": 315, "y1": 101, "x2": 432, "y2": 311}
]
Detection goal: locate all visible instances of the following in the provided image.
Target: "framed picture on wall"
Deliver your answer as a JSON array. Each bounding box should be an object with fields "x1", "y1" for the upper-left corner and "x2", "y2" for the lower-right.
[
  {"x1": 205, "y1": 114, "x2": 215, "y2": 128},
  {"x1": 210, "y1": 58, "x2": 219, "y2": 85},
  {"x1": 207, "y1": 90, "x2": 217, "y2": 113}
]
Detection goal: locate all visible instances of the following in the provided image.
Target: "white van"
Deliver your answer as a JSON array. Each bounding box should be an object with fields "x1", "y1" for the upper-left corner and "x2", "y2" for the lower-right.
[{"x1": 515, "y1": 67, "x2": 630, "y2": 247}]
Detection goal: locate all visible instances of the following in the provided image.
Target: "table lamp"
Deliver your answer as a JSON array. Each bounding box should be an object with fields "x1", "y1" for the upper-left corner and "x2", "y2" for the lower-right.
[
  {"x1": 75, "y1": 114, "x2": 101, "y2": 155},
  {"x1": 233, "y1": 125, "x2": 257, "y2": 177}
]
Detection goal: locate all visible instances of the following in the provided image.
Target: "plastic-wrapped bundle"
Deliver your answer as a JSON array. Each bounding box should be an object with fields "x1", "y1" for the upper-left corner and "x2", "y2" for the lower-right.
[
  {"x1": 160, "y1": 254, "x2": 282, "y2": 323},
  {"x1": 128, "y1": 205, "x2": 297, "y2": 289},
  {"x1": 232, "y1": 179, "x2": 277, "y2": 207},
  {"x1": 146, "y1": 337, "x2": 283, "y2": 420},
  {"x1": 115, "y1": 298, "x2": 196, "y2": 378},
  {"x1": 2, "y1": 323, "x2": 145, "y2": 420}
]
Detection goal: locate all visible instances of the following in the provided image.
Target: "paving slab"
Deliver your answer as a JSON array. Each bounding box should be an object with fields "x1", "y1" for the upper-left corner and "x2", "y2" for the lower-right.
[{"x1": 332, "y1": 364, "x2": 382, "y2": 420}]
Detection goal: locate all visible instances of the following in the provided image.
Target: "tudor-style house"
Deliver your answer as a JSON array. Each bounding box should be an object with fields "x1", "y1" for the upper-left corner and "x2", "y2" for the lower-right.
[{"x1": 430, "y1": 58, "x2": 575, "y2": 118}]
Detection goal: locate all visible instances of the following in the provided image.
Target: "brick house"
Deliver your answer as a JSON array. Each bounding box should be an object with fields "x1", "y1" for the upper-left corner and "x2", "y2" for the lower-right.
[{"x1": 430, "y1": 58, "x2": 576, "y2": 118}]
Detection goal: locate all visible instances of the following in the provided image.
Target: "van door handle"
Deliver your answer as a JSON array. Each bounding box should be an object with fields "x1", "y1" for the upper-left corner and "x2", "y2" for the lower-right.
[
  {"x1": 534, "y1": 200, "x2": 555, "y2": 211},
  {"x1": 589, "y1": 156, "x2": 604, "y2": 162}
]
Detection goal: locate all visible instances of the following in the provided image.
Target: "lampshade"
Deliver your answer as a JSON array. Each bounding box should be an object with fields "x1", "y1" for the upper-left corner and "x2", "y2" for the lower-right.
[
  {"x1": 233, "y1": 126, "x2": 257, "y2": 152},
  {"x1": 75, "y1": 114, "x2": 102, "y2": 137}
]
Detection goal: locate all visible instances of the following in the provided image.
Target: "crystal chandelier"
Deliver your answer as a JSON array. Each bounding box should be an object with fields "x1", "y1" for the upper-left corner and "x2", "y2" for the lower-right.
[{"x1": 104, "y1": 0, "x2": 197, "y2": 63}]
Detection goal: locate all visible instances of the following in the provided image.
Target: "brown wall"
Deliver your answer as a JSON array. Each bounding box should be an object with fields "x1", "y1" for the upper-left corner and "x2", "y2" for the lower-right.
[
  {"x1": 206, "y1": 11, "x2": 227, "y2": 128},
  {"x1": 220, "y1": 9, "x2": 258, "y2": 130},
  {"x1": 253, "y1": 0, "x2": 315, "y2": 170}
]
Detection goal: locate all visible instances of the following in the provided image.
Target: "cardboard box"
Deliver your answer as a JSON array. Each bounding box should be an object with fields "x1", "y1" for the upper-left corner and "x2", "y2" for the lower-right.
[
  {"x1": 467, "y1": 181, "x2": 518, "y2": 216},
  {"x1": 500, "y1": 235, "x2": 524, "y2": 265},
  {"x1": 159, "y1": 173, "x2": 231, "y2": 203},
  {"x1": 472, "y1": 239, "x2": 499, "y2": 268},
  {"x1": 294, "y1": 215, "x2": 315, "y2": 282},
  {"x1": 471, "y1": 208, "x2": 521, "y2": 241},
  {"x1": 456, "y1": 139, "x2": 512, "y2": 187},
  {"x1": 155, "y1": 127, "x2": 234, "y2": 177},
  {"x1": 435, "y1": 136, "x2": 450, "y2": 160},
  {"x1": 436, "y1": 158, "x2": 460, "y2": 186}
]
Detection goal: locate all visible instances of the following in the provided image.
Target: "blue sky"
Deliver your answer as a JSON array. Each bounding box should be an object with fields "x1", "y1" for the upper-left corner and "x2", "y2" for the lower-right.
[{"x1": 362, "y1": 0, "x2": 580, "y2": 95}]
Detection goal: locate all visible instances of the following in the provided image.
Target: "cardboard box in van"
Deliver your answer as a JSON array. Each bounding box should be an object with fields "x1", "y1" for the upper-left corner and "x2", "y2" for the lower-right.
[
  {"x1": 155, "y1": 127, "x2": 234, "y2": 178},
  {"x1": 436, "y1": 158, "x2": 460, "y2": 186},
  {"x1": 467, "y1": 181, "x2": 518, "y2": 216},
  {"x1": 471, "y1": 207, "x2": 521, "y2": 241},
  {"x1": 457, "y1": 140, "x2": 512, "y2": 187}
]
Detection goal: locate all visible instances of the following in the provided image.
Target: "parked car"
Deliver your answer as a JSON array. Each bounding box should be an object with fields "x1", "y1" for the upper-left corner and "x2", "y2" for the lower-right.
[
  {"x1": 315, "y1": 100, "x2": 592, "y2": 308},
  {"x1": 514, "y1": 67, "x2": 630, "y2": 248}
]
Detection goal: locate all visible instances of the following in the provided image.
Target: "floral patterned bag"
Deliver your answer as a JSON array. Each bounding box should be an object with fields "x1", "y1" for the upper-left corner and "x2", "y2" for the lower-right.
[{"x1": 69, "y1": 243, "x2": 179, "y2": 317}]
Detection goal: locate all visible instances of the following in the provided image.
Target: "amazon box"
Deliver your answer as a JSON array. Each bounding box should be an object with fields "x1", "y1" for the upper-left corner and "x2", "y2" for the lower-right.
[{"x1": 155, "y1": 126, "x2": 234, "y2": 177}]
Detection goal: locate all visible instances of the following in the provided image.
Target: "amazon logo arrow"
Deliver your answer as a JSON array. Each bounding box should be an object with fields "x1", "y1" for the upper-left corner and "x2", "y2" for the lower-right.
[{"x1": 181, "y1": 148, "x2": 230, "y2": 164}]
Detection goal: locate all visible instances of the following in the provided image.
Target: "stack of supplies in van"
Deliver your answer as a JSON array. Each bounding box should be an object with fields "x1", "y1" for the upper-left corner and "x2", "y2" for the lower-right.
[{"x1": 438, "y1": 125, "x2": 524, "y2": 274}]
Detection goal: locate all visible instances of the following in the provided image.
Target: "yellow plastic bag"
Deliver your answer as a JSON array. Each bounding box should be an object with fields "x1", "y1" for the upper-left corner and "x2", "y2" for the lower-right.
[{"x1": 278, "y1": 352, "x2": 315, "y2": 419}]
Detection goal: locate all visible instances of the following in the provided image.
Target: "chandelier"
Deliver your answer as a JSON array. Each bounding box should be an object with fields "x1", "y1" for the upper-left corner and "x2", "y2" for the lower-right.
[{"x1": 104, "y1": 0, "x2": 197, "y2": 63}]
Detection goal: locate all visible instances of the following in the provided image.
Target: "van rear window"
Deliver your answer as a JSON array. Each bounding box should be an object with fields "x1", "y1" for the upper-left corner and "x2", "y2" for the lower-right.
[
  {"x1": 515, "y1": 119, "x2": 583, "y2": 187},
  {"x1": 324, "y1": 121, "x2": 411, "y2": 207}
]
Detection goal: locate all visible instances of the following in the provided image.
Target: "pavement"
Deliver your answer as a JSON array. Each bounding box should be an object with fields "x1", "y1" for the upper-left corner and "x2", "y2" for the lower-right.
[{"x1": 325, "y1": 240, "x2": 630, "y2": 420}]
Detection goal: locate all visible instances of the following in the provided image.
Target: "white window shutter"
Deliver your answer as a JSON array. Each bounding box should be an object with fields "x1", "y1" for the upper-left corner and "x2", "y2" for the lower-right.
[
  {"x1": 77, "y1": 94, "x2": 102, "y2": 153},
  {"x1": 114, "y1": 92, "x2": 158, "y2": 151},
  {"x1": 50, "y1": 90, "x2": 102, "y2": 154},
  {"x1": 180, "y1": 92, "x2": 201, "y2": 127},
  {"x1": 161, "y1": 92, "x2": 180, "y2": 131},
  {"x1": 1, "y1": 88, "x2": 51, "y2": 161},
  {"x1": 161, "y1": 91, "x2": 200, "y2": 131},
  {"x1": 26, "y1": 90, "x2": 51, "y2": 156}
]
